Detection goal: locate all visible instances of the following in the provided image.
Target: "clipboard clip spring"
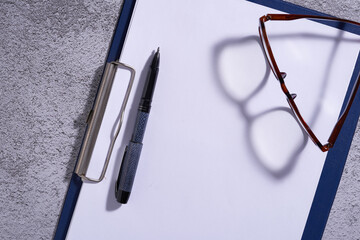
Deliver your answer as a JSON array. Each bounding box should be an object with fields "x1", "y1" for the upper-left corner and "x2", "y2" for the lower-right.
[{"x1": 74, "y1": 61, "x2": 136, "y2": 182}]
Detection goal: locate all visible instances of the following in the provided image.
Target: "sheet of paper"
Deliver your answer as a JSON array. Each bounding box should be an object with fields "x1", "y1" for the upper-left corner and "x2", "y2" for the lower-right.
[{"x1": 67, "y1": 0, "x2": 360, "y2": 239}]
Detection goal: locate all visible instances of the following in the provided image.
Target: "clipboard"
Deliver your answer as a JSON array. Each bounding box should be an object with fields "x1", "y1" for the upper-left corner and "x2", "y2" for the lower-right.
[{"x1": 55, "y1": 0, "x2": 360, "y2": 239}]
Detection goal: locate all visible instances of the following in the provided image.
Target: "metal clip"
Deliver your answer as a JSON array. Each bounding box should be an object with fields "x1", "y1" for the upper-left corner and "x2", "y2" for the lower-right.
[{"x1": 75, "y1": 61, "x2": 135, "y2": 182}]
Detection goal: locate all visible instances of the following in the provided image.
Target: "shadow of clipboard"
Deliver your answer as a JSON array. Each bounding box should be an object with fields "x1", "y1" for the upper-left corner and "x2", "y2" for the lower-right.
[{"x1": 55, "y1": 0, "x2": 360, "y2": 239}]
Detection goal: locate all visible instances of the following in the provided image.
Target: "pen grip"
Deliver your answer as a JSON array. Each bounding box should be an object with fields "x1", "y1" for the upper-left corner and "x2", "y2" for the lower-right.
[
  {"x1": 115, "y1": 111, "x2": 150, "y2": 203},
  {"x1": 117, "y1": 141, "x2": 143, "y2": 193}
]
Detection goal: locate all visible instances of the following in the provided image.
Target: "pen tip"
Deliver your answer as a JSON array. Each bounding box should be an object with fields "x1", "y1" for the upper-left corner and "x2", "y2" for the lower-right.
[{"x1": 157, "y1": 47, "x2": 160, "y2": 52}]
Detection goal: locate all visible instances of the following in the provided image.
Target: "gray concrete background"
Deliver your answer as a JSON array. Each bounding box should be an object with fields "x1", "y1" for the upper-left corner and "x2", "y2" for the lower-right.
[{"x1": 0, "y1": 0, "x2": 359, "y2": 239}]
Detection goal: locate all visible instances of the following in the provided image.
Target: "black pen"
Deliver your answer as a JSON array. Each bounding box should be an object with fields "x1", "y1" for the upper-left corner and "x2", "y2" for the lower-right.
[{"x1": 115, "y1": 48, "x2": 160, "y2": 204}]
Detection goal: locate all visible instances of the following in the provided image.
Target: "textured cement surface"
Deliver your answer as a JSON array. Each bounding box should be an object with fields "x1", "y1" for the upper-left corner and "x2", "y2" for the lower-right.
[
  {"x1": 0, "y1": 0, "x2": 122, "y2": 239},
  {"x1": 0, "y1": 0, "x2": 359, "y2": 239}
]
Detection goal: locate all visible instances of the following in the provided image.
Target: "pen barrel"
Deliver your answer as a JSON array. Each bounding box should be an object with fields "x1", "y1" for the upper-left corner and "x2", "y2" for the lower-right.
[
  {"x1": 139, "y1": 67, "x2": 159, "y2": 113},
  {"x1": 116, "y1": 49, "x2": 159, "y2": 203},
  {"x1": 131, "y1": 111, "x2": 149, "y2": 142}
]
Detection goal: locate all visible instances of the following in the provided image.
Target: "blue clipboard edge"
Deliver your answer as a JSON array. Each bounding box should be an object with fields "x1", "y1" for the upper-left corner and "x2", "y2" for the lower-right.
[
  {"x1": 304, "y1": 54, "x2": 360, "y2": 240},
  {"x1": 53, "y1": 0, "x2": 137, "y2": 239},
  {"x1": 54, "y1": 0, "x2": 360, "y2": 239},
  {"x1": 249, "y1": 0, "x2": 360, "y2": 239}
]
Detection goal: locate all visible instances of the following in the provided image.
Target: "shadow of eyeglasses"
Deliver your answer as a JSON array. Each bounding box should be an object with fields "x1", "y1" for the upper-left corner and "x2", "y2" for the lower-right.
[
  {"x1": 211, "y1": 31, "x2": 352, "y2": 178},
  {"x1": 212, "y1": 35, "x2": 306, "y2": 178}
]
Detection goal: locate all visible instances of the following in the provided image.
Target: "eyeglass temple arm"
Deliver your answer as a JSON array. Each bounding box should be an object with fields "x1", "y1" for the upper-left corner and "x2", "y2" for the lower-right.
[
  {"x1": 263, "y1": 14, "x2": 360, "y2": 27},
  {"x1": 288, "y1": 73, "x2": 360, "y2": 152},
  {"x1": 328, "y1": 73, "x2": 360, "y2": 146},
  {"x1": 286, "y1": 95, "x2": 330, "y2": 152}
]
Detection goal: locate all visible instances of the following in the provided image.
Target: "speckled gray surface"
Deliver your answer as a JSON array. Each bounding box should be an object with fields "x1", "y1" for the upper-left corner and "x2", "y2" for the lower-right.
[
  {"x1": 0, "y1": 0, "x2": 122, "y2": 239},
  {"x1": 0, "y1": 0, "x2": 359, "y2": 239}
]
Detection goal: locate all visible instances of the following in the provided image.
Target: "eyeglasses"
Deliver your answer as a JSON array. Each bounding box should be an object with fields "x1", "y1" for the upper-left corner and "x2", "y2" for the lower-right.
[{"x1": 258, "y1": 14, "x2": 360, "y2": 152}]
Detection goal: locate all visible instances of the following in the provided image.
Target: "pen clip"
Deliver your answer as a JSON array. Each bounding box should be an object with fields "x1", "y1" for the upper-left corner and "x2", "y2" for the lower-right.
[{"x1": 75, "y1": 61, "x2": 136, "y2": 183}]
